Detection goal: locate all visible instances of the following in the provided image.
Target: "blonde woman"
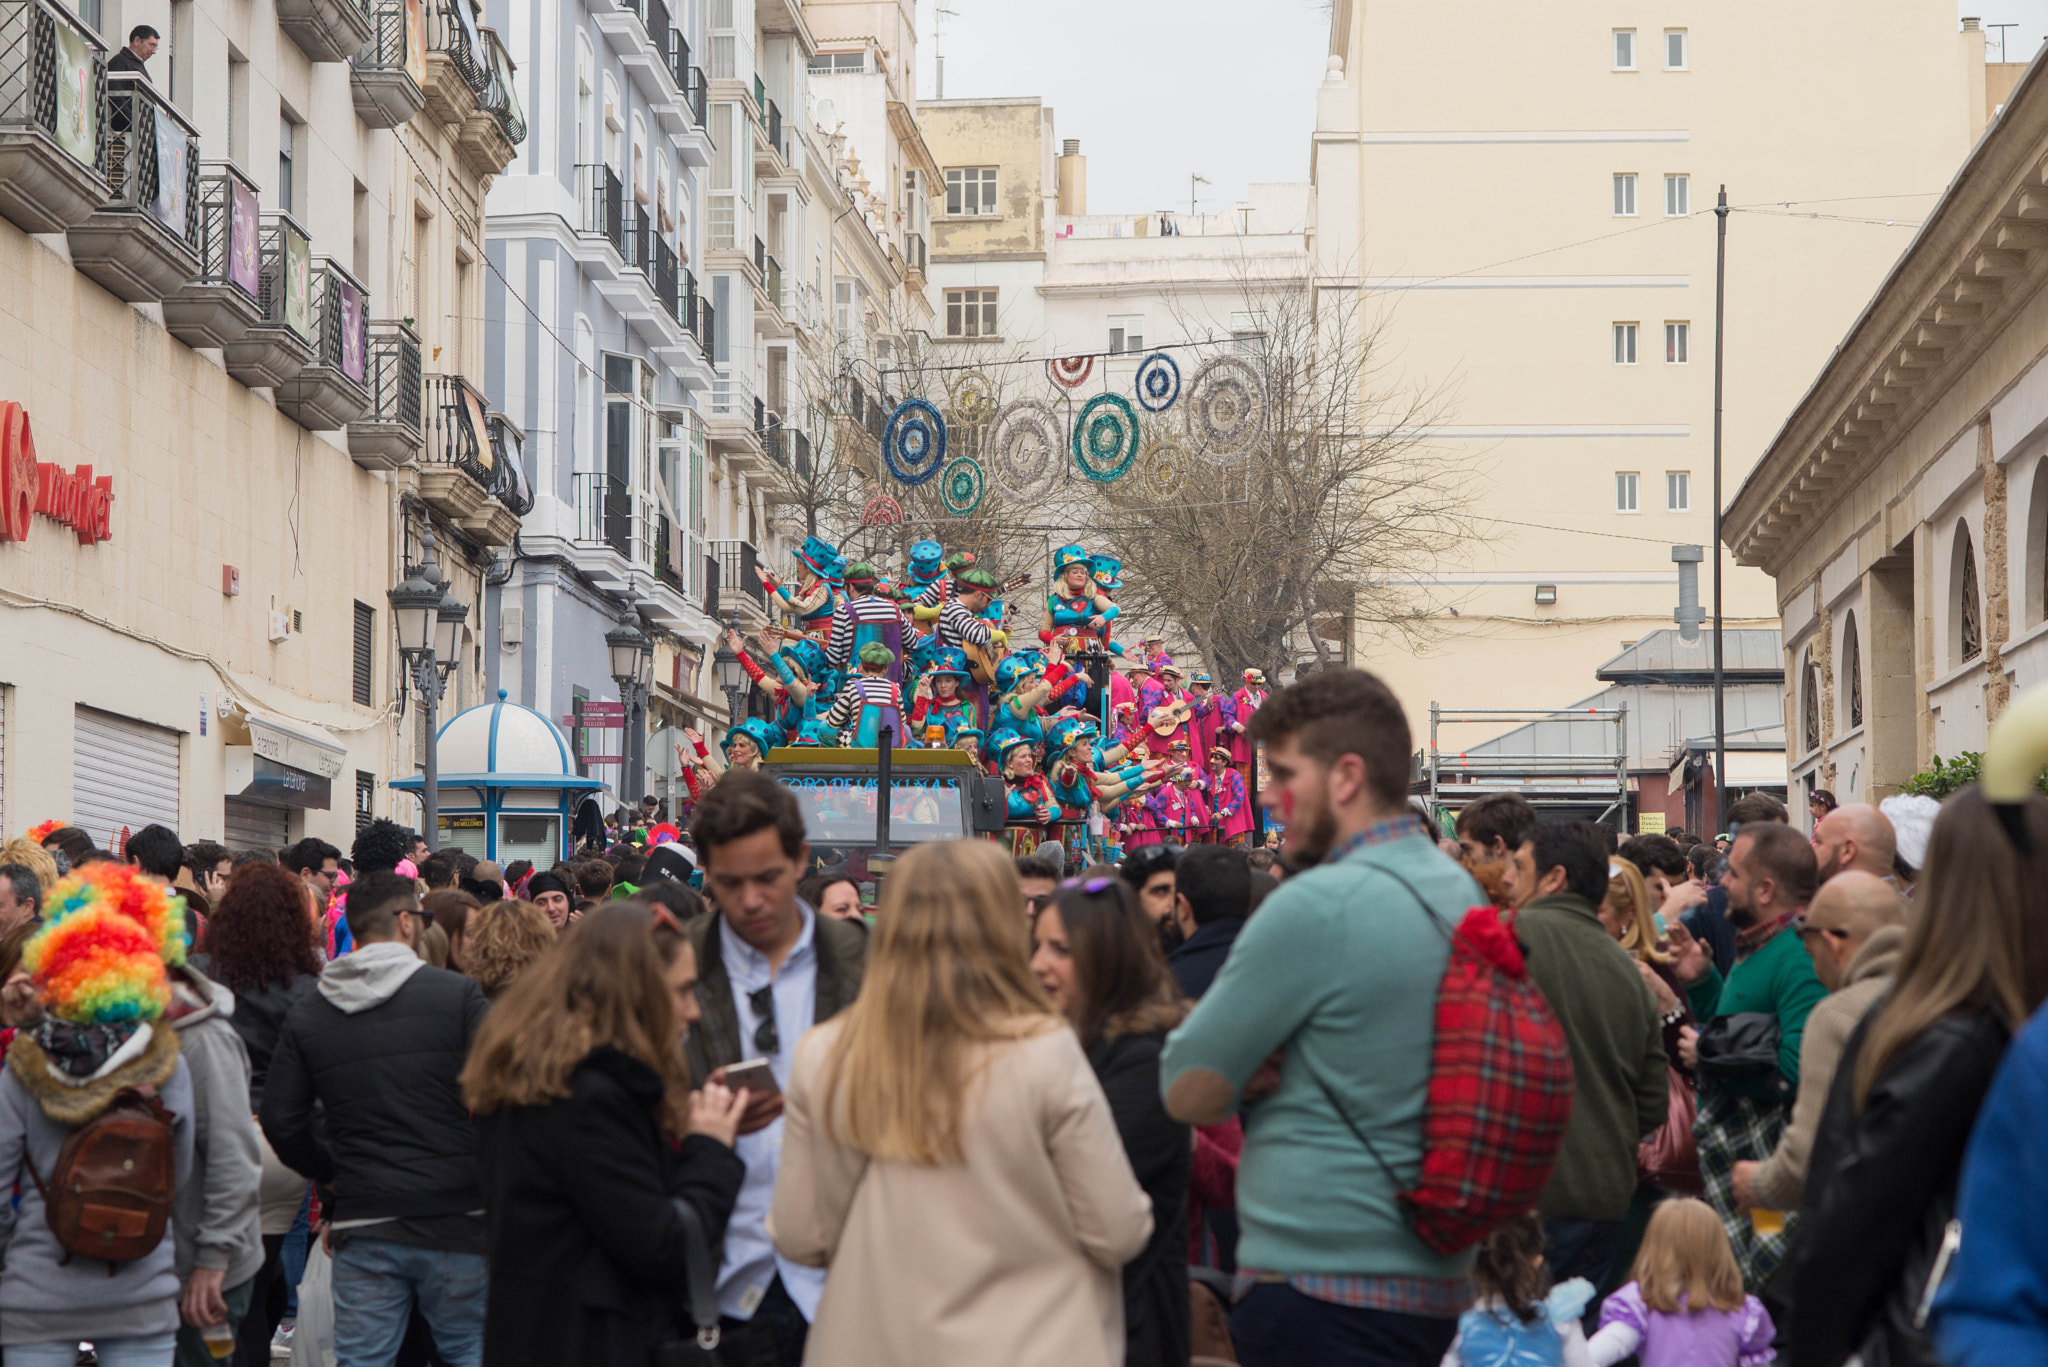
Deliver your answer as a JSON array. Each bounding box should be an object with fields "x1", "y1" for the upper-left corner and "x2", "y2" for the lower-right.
[
  {"x1": 462, "y1": 899, "x2": 557, "y2": 1000},
  {"x1": 1605, "y1": 857, "x2": 1687, "y2": 1027},
  {"x1": 769, "y1": 840, "x2": 1152, "y2": 1367}
]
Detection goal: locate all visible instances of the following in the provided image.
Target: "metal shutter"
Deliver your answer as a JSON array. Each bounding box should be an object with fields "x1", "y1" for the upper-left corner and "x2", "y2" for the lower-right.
[
  {"x1": 223, "y1": 798, "x2": 290, "y2": 854},
  {"x1": 73, "y1": 707, "x2": 181, "y2": 853},
  {"x1": 352, "y1": 602, "x2": 375, "y2": 707}
]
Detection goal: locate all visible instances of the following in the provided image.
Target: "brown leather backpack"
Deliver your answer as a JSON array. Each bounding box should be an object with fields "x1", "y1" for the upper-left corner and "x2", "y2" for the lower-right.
[{"x1": 27, "y1": 1086, "x2": 176, "y2": 1272}]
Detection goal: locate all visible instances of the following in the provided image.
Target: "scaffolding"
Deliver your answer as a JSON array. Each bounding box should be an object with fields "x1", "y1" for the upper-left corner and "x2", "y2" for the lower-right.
[{"x1": 1426, "y1": 704, "x2": 1632, "y2": 831}]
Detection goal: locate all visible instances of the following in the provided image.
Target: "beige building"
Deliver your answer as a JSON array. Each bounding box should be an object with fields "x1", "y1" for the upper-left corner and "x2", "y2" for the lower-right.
[
  {"x1": 0, "y1": 0, "x2": 524, "y2": 850},
  {"x1": 1728, "y1": 45, "x2": 2048, "y2": 826},
  {"x1": 1312, "y1": 0, "x2": 1996, "y2": 747}
]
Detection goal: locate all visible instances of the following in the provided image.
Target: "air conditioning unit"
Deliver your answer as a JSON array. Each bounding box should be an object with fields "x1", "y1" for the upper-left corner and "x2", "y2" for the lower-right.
[
  {"x1": 268, "y1": 611, "x2": 291, "y2": 643},
  {"x1": 500, "y1": 606, "x2": 524, "y2": 647}
]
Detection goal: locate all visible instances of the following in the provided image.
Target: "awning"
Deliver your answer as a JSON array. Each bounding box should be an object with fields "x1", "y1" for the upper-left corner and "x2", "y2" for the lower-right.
[
  {"x1": 244, "y1": 711, "x2": 347, "y2": 781},
  {"x1": 1723, "y1": 750, "x2": 1788, "y2": 787}
]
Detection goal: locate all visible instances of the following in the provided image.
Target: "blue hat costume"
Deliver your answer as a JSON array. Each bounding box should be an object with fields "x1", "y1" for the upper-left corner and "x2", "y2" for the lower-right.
[
  {"x1": 1089, "y1": 552, "x2": 1124, "y2": 591},
  {"x1": 992, "y1": 731, "x2": 1036, "y2": 769},
  {"x1": 925, "y1": 648, "x2": 970, "y2": 682},
  {"x1": 721, "y1": 718, "x2": 785, "y2": 762},
  {"x1": 1053, "y1": 543, "x2": 1091, "y2": 573},
  {"x1": 796, "y1": 535, "x2": 843, "y2": 580},
  {"x1": 789, "y1": 718, "x2": 838, "y2": 747},
  {"x1": 907, "y1": 539, "x2": 946, "y2": 589}
]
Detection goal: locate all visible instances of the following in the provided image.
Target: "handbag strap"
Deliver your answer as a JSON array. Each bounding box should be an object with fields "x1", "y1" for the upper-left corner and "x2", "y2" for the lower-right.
[{"x1": 670, "y1": 1198, "x2": 723, "y2": 1350}]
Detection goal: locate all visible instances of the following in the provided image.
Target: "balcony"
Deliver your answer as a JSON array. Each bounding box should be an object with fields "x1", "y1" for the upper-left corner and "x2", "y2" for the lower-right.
[
  {"x1": 456, "y1": 27, "x2": 522, "y2": 178},
  {"x1": 162, "y1": 162, "x2": 262, "y2": 350},
  {"x1": 707, "y1": 367, "x2": 762, "y2": 469},
  {"x1": 274, "y1": 257, "x2": 371, "y2": 431},
  {"x1": 0, "y1": 0, "x2": 110, "y2": 235},
  {"x1": 346, "y1": 320, "x2": 423, "y2": 471},
  {"x1": 654, "y1": 235, "x2": 680, "y2": 324},
  {"x1": 904, "y1": 230, "x2": 926, "y2": 285},
  {"x1": 277, "y1": 0, "x2": 371, "y2": 63},
  {"x1": 351, "y1": 0, "x2": 427, "y2": 128},
  {"x1": 66, "y1": 75, "x2": 200, "y2": 303},
  {"x1": 487, "y1": 411, "x2": 531, "y2": 516},
  {"x1": 421, "y1": 0, "x2": 488, "y2": 128},
  {"x1": 709, "y1": 538, "x2": 766, "y2": 617},
  {"x1": 222, "y1": 212, "x2": 316, "y2": 389},
  {"x1": 572, "y1": 470, "x2": 634, "y2": 559},
  {"x1": 420, "y1": 372, "x2": 520, "y2": 545},
  {"x1": 695, "y1": 293, "x2": 715, "y2": 359},
  {"x1": 753, "y1": 98, "x2": 789, "y2": 178},
  {"x1": 577, "y1": 161, "x2": 623, "y2": 257}
]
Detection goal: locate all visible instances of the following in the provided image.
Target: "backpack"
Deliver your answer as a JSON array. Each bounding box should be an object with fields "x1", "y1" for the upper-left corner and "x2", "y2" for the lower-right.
[
  {"x1": 27, "y1": 1086, "x2": 177, "y2": 1271},
  {"x1": 1310, "y1": 873, "x2": 1575, "y2": 1256}
]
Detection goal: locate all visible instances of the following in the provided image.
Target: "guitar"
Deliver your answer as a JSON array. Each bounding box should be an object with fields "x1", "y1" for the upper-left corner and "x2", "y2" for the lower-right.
[
  {"x1": 1147, "y1": 699, "x2": 1195, "y2": 736},
  {"x1": 958, "y1": 572, "x2": 1035, "y2": 686}
]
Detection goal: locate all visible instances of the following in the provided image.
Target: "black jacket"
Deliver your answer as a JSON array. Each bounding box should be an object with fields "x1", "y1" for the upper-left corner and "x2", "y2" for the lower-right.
[
  {"x1": 1785, "y1": 1005, "x2": 2009, "y2": 1367},
  {"x1": 226, "y1": 973, "x2": 319, "y2": 1114},
  {"x1": 681, "y1": 908, "x2": 867, "y2": 1082},
  {"x1": 260, "y1": 960, "x2": 490, "y2": 1223},
  {"x1": 1090, "y1": 1030, "x2": 1190, "y2": 1367},
  {"x1": 1168, "y1": 917, "x2": 1244, "y2": 1001},
  {"x1": 477, "y1": 1049, "x2": 746, "y2": 1367}
]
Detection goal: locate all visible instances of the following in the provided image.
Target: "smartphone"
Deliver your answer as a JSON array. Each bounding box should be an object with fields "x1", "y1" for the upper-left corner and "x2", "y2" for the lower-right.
[{"x1": 722, "y1": 1058, "x2": 781, "y2": 1098}]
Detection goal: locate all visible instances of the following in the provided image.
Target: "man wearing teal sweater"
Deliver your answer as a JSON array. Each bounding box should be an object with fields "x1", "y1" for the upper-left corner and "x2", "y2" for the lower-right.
[{"x1": 1163, "y1": 670, "x2": 1480, "y2": 1367}]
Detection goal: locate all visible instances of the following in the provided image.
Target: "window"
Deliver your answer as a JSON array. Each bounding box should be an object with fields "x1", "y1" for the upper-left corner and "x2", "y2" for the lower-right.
[
  {"x1": 945, "y1": 288, "x2": 998, "y2": 339},
  {"x1": 1666, "y1": 471, "x2": 1690, "y2": 511},
  {"x1": 278, "y1": 112, "x2": 298, "y2": 214},
  {"x1": 1665, "y1": 321, "x2": 1689, "y2": 363},
  {"x1": 1613, "y1": 173, "x2": 1637, "y2": 217},
  {"x1": 355, "y1": 771, "x2": 374, "y2": 834},
  {"x1": 1665, "y1": 29, "x2": 1688, "y2": 69},
  {"x1": 1613, "y1": 322, "x2": 1638, "y2": 364},
  {"x1": 1842, "y1": 611, "x2": 1863, "y2": 729},
  {"x1": 1803, "y1": 649, "x2": 1821, "y2": 752},
  {"x1": 1665, "y1": 174, "x2": 1690, "y2": 217},
  {"x1": 1955, "y1": 520, "x2": 1983, "y2": 663},
  {"x1": 1613, "y1": 29, "x2": 1636, "y2": 69},
  {"x1": 807, "y1": 51, "x2": 866, "y2": 73},
  {"x1": 352, "y1": 602, "x2": 374, "y2": 706},
  {"x1": 1616, "y1": 472, "x2": 1640, "y2": 512},
  {"x1": 945, "y1": 167, "x2": 998, "y2": 216},
  {"x1": 1108, "y1": 316, "x2": 1144, "y2": 354}
]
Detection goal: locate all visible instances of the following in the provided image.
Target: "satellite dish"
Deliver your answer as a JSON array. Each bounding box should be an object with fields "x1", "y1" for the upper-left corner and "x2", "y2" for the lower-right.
[{"x1": 815, "y1": 98, "x2": 836, "y2": 128}]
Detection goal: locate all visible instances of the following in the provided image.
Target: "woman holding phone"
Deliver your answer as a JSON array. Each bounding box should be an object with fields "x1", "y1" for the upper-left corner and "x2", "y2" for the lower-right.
[{"x1": 769, "y1": 841, "x2": 1152, "y2": 1367}]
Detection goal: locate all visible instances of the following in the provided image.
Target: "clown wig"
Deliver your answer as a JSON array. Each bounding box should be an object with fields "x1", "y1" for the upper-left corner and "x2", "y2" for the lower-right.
[{"x1": 23, "y1": 863, "x2": 188, "y2": 1024}]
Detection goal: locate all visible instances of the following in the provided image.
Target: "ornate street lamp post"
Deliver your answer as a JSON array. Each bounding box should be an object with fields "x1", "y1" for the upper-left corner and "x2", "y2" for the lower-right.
[{"x1": 390, "y1": 528, "x2": 467, "y2": 852}]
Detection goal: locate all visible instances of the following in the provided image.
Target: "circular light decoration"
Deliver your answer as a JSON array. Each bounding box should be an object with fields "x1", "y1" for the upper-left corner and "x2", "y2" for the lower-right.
[
  {"x1": 1046, "y1": 354, "x2": 1095, "y2": 390},
  {"x1": 882, "y1": 397, "x2": 947, "y2": 486},
  {"x1": 1141, "y1": 438, "x2": 1192, "y2": 500},
  {"x1": 860, "y1": 492, "x2": 903, "y2": 527},
  {"x1": 948, "y1": 369, "x2": 999, "y2": 424},
  {"x1": 1187, "y1": 355, "x2": 1264, "y2": 462},
  {"x1": 990, "y1": 399, "x2": 1063, "y2": 494},
  {"x1": 1071, "y1": 393, "x2": 1142, "y2": 483},
  {"x1": 939, "y1": 457, "x2": 986, "y2": 516},
  {"x1": 1133, "y1": 352, "x2": 1182, "y2": 412}
]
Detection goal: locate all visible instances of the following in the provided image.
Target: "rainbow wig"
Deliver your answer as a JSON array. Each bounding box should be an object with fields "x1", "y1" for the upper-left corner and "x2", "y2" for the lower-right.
[{"x1": 23, "y1": 863, "x2": 189, "y2": 1024}]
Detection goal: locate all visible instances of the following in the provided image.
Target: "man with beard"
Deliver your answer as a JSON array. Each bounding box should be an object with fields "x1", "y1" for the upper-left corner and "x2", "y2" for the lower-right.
[
  {"x1": 1668, "y1": 821, "x2": 1825, "y2": 1289},
  {"x1": 1808, "y1": 802, "x2": 1897, "y2": 883},
  {"x1": 1162, "y1": 669, "x2": 1482, "y2": 1367}
]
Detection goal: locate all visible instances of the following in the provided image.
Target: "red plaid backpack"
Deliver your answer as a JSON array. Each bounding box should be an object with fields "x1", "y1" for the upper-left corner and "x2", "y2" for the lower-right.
[{"x1": 1311, "y1": 872, "x2": 1575, "y2": 1255}]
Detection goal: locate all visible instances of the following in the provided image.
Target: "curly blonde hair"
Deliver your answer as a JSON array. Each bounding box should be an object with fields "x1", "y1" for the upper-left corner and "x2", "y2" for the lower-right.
[
  {"x1": 1606, "y1": 857, "x2": 1671, "y2": 965},
  {"x1": 0, "y1": 839, "x2": 58, "y2": 895},
  {"x1": 462, "y1": 899, "x2": 556, "y2": 998}
]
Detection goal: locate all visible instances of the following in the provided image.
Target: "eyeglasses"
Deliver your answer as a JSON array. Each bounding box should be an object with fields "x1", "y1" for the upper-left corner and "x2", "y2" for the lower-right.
[
  {"x1": 1060, "y1": 875, "x2": 1117, "y2": 895},
  {"x1": 1794, "y1": 921, "x2": 1851, "y2": 944},
  {"x1": 648, "y1": 905, "x2": 687, "y2": 938},
  {"x1": 748, "y1": 983, "x2": 779, "y2": 1056}
]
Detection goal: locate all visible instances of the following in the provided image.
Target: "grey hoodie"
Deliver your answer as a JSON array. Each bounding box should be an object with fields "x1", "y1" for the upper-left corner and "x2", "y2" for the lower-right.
[
  {"x1": 318, "y1": 940, "x2": 425, "y2": 1014},
  {"x1": 168, "y1": 966, "x2": 267, "y2": 1287}
]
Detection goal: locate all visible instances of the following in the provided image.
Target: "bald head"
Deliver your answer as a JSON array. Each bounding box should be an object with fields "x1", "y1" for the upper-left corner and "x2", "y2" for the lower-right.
[
  {"x1": 1802, "y1": 869, "x2": 1907, "y2": 990},
  {"x1": 1813, "y1": 803, "x2": 1897, "y2": 882}
]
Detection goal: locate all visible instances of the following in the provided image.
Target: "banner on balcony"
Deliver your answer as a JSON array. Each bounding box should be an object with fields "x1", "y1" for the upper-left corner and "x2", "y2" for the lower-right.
[
  {"x1": 228, "y1": 178, "x2": 260, "y2": 298},
  {"x1": 51, "y1": 23, "x2": 95, "y2": 166},
  {"x1": 463, "y1": 387, "x2": 492, "y2": 470},
  {"x1": 151, "y1": 105, "x2": 189, "y2": 236},
  {"x1": 452, "y1": 0, "x2": 483, "y2": 67},
  {"x1": 283, "y1": 227, "x2": 312, "y2": 342},
  {"x1": 404, "y1": 0, "x2": 427, "y2": 86},
  {"x1": 338, "y1": 277, "x2": 366, "y2": 385}
]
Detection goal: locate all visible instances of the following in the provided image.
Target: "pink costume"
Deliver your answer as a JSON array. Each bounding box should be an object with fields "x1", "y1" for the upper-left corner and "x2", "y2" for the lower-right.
[
  {"x1": 1213, "y1": 766, "x2": 1254, "y2": 844},
  {"x1": 1227, "y1": 681, "x2": 1267, "y2": 769}
]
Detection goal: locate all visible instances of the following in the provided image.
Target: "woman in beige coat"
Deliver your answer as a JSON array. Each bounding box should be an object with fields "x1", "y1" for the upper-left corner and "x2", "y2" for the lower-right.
[{"x1": 769, "y1": 841, "x2": 1153, "y2": 1367}]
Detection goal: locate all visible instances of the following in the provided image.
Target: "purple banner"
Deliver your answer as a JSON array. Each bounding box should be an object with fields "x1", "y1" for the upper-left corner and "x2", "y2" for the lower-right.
[
  {"x1": 338, "y1": 277, "x2": 366, "y2": 384},
  {"x1": 228, "y1": 179, "x2": 260, "y2": 298}
]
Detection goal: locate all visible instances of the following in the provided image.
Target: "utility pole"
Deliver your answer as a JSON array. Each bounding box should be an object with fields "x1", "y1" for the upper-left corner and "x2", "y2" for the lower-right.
[
  {"x1": 1190, "y1": 173, "x2": 1210, "y2": 219},
  {"x1": 933, "y1": 3, "x2": 957, "y2": 98},
  {"x1": 1711, "y1": 185, "x2": 1728, "y2": 834}
]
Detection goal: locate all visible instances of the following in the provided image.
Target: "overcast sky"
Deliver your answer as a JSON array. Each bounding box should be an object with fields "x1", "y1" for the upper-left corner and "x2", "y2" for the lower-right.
[
  {"x1": 1972, "y1": 0, "x2": 2048, "y2": 60},
  {"x1": 914, "y1": 0, "x2": 1332, "y2": 218}
]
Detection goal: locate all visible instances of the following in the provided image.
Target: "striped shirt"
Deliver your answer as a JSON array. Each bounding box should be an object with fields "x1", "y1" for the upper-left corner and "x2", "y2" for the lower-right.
[
  {"x1": 827, "y1": 595, "x2": 905, "y2": 672},
  {"x1": 936, "y1": 598, "x2": 992, "y2": 649},
  {"x1": 820, "y1": 674, "x2": 901, "y2": 734}
]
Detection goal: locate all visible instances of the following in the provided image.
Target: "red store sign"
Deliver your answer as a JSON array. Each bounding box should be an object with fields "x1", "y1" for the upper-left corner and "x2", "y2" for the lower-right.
[{"x1": 0, "y1": 401, "x2": 114, "y2": 545}]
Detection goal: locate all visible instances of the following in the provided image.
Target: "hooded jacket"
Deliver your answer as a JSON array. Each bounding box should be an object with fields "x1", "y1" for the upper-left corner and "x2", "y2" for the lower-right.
[
  {"x1": 223, "y1": 971, "x2": 319, "y2": 1115},
  {"x1": 0, "y1": 1021, "x2": 196, "y2": 1345},
  {"x1": 167, "y1": 966, "x2": 267, "y2": 1288},
  {"x1": 260, "y1": 941, "x2": 488, "y2": 1223}
]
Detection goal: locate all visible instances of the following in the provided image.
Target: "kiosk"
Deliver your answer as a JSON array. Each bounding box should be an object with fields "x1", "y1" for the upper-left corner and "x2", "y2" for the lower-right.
[{"x1": 390, "y1": 690, "x2": 610, "y2": 863}]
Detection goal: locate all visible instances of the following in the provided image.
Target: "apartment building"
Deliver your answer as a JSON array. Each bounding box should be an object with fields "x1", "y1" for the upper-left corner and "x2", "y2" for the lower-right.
[{"x1": 0, "y1": 0, "x2": 524, "y2": 848}]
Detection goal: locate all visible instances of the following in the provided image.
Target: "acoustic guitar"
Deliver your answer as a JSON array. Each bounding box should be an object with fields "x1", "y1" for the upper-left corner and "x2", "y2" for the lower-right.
[{"x1": 959, "y1": 572, "x2": 1033, "y2": 686}]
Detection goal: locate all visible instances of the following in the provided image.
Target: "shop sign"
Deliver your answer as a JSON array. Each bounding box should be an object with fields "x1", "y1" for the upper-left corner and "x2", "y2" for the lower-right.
[{"x1": 0, "y1": 401, "x2": 114, "y2": 546}]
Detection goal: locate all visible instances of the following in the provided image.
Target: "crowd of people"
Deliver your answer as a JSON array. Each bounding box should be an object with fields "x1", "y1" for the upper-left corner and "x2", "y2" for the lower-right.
[{"x1": 0, "y1": 662, "x2": 2045, "y2": 1367}]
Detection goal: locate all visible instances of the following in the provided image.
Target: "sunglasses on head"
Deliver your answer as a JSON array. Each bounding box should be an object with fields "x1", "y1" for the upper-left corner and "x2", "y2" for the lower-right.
[{"x1": 1060, "y1": 875, "x2": 1117, "y2": 895}]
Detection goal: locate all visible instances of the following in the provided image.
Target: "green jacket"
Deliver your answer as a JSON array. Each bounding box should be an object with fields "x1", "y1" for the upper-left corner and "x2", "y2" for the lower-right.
[
  {"x1": 1685, "y1": 919, "x2": 1828, "y2": 1089},
  {"x1": 1514, "y1": 892, "x2": 1669, "y2": 1221}
]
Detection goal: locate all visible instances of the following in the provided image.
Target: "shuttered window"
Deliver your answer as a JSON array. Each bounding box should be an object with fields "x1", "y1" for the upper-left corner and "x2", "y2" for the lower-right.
[
  {"x1": 352, "y1": 602, "x2": 375, "y2": 707},
  {"x1": 224, "y1": 799, "x2": 289, "y2": 854},
  {"x1": 74, "y1": 707, "x2": 181, "y2": 853},
  {"x1": 356, "y1": 770, "x2": 374, "y2": 833}
]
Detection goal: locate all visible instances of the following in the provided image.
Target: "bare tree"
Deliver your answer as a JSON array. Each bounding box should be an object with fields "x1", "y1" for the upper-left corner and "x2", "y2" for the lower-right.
[{"x1": 1095, "y1": 274, "x2": 1468, "y2": 684}]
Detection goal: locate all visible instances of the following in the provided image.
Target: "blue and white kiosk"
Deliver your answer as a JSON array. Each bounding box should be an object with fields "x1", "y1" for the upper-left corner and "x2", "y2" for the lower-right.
[{"x1": 390, "y1": 690, "x2": 609, "y2": 864}]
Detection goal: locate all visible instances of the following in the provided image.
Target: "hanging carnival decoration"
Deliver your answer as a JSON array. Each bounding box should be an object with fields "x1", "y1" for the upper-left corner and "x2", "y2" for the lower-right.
[
  {"x1": 1046, "y1": 354, "x2": 1095, "y2": 390},
  {"x1": 1133, "y1": 352, "x2": 1181, "y2": 413},
  {"x1": 947, "y1": 369, "x2": 1000, "y2": 424},
  {"x1": 1140, "y1": 438, "x2": 1192, "y2": 500},
  {"x1": 882, "y1": 397, "x2": 947, "y2": 486},
  {"x1": 939, "y1": 457, "x2": 986, "y2": 516},
  {"x1": 860, "y1": 491, "x2": 904, "y2": 526},
  {"x1": 1186, "y1": 355, "x2": 1264, "y2": 462},
  {"x1": 990, "y1": 398, "x2": 1064, "y2": 495},
  {"x1": 1071, "y1": 393, "x2": 1142, "y2": 483}
]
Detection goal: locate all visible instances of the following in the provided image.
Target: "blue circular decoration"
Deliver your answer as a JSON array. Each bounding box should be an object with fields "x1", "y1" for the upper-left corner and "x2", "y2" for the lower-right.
[
  {"x1": 1134, "y1": 352, "x2": 1181, "y2": 412},
  {"x1": 1071, "y1": 393, "x2": 1141, "y2": 483},
  {"x1": 939, "y1": 457, "x2": 985, "y2": 516},
  {"x1": 883, "y1": 398, "x2": 947, "y2": 486}
]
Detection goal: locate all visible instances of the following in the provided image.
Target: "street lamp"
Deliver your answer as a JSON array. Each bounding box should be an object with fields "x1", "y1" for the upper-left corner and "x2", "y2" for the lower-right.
[
  {"x1": 606, "y1": 607, "x2": 653, "y2": 806},
  {"x1": 390, "y1": 527, "x2": 467, "y2": 852},
  {"x1": 711, "y1": 612, "x2": 746, "y2": 727}
]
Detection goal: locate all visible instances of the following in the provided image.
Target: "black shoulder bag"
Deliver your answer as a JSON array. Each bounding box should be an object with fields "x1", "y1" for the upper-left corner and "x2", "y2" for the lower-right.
[{"x1": 651, "y1": 1198, "x2": 726, "y2": 1367}]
